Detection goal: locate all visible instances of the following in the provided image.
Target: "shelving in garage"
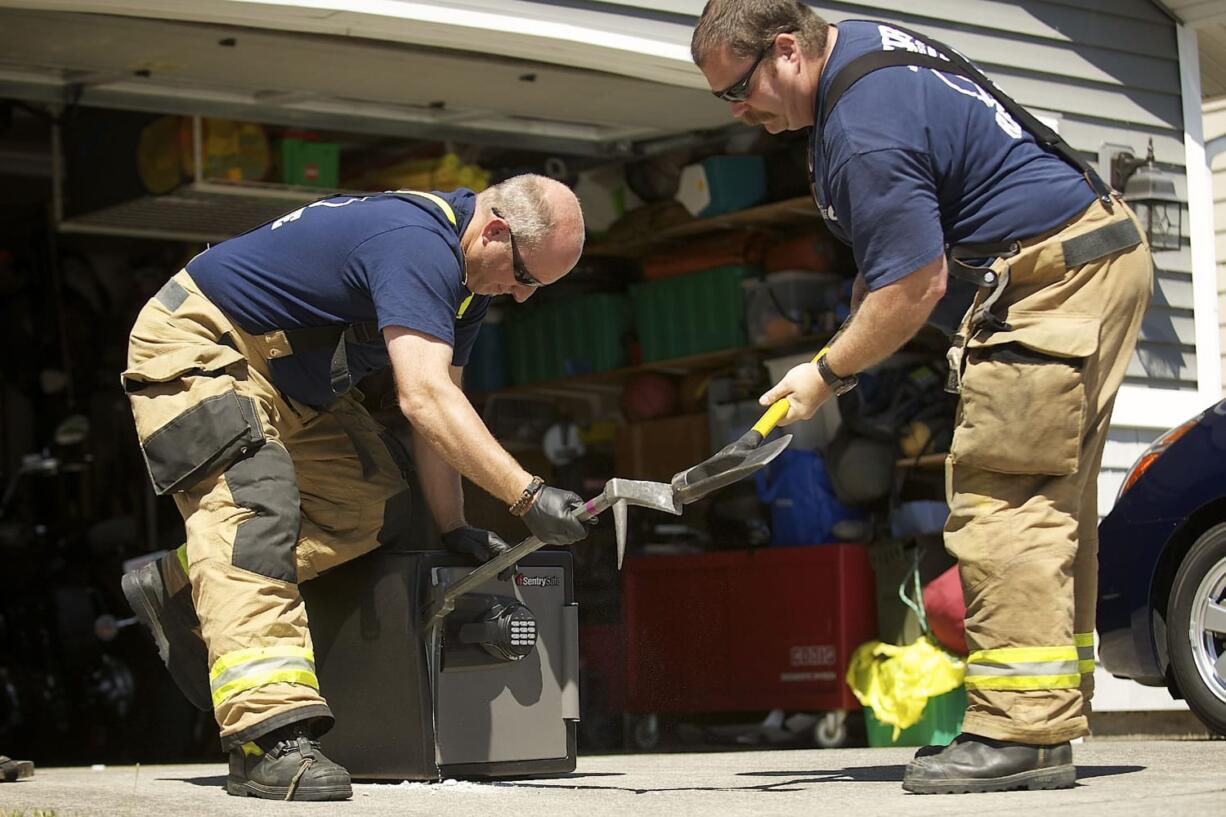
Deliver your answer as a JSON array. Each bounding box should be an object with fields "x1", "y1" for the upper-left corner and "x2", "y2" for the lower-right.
[
  {"x1": 52, "y1": 114, "x2": 364, "y2": 243},
  {"x1": 53, "y1": 177, "x2": 329, "y2": 244},
  {"x1": 586, "y1": 194, "x2": 824, "y2": 258}
]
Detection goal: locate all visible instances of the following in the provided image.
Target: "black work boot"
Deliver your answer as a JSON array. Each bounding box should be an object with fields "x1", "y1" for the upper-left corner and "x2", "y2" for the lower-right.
[
  {"x1": 227, "y1": 720, "x2": 352, "y2": 801},
  {"x1": 0, "y1": 756, "x2": 34, "y2": 782},
  {"x1": 121, "y1": 548, "x2": 211, "y2": 711},
  {"x1": 902, "y1": 733, "x2": 1075, "y2": 794}
]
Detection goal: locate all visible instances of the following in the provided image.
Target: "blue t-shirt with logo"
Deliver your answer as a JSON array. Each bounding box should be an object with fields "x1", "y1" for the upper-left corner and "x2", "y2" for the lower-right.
[
  {"x1": 810, "y1": 20, "x2": 1095, "y2": 290},
  {"x1": 187, "y1": 189, "x2": 489, "y2": 407}
]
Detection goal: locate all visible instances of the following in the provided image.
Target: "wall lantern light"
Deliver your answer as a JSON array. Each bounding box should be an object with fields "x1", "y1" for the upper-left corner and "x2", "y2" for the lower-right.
[{"x1": 1111, "y1": 138, "x2": 1183, "y2": 251}]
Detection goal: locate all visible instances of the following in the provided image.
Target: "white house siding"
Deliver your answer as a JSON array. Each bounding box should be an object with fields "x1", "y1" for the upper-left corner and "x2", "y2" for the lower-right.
[{"x1": 1207, "y1": 97, "x2": 1226, "y2": 393}]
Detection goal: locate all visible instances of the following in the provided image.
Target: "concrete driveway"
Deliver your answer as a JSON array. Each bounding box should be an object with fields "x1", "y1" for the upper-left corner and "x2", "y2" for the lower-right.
[{"x1": 1, "y1": 739, "x2": 1222, "y2": 817}]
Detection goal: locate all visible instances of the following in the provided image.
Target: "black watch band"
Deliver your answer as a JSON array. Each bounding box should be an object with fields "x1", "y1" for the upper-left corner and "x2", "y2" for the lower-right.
[{"x1": 816, "y1": 355, "x2": 859, "y2": 396}]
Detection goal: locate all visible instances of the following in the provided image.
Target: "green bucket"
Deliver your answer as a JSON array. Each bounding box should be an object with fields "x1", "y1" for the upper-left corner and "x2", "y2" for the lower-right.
[{"x1": 864, "y1": 685, "x2": 967, "y2": 748}]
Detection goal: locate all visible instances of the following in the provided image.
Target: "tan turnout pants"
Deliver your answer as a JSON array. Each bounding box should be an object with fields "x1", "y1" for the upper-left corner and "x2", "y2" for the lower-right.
[
  {"x1": 945, "y1": 196, "x2": 1153, "y2": 743},
  {"x1": 123, "y1": 271, "x2": 408, "y2": 748}
]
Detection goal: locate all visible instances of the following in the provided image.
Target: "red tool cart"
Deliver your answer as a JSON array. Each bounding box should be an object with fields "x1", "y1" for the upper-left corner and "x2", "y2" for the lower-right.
[{"x1": 621, "y1": 543, "x2": 876, "y2": 748}]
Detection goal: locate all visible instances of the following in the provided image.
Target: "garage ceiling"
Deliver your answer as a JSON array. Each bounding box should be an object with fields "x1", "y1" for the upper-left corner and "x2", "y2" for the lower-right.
[{"x1": 0, "y1": 5, "x2": 734, "y2": 157}]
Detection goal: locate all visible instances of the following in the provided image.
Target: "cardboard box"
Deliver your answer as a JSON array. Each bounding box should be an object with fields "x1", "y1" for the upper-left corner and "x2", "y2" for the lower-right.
[{"x1": 615, "y1": 413, "x2": 709, "y2": 483}]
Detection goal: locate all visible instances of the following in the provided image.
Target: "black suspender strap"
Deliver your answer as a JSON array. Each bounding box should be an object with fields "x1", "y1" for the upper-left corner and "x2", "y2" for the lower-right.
[
  {"x1": 819, "y1": 25, "x2": 1113, "y2": 208},
  {"x1": 280, "y1": 322, "x2": 384, "y2": 397}
]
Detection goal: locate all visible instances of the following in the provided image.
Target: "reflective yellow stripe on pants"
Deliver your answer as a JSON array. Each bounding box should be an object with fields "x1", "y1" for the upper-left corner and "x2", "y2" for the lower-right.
[
  {"x1": 210, "y1": 645, "x2": 319, "y2": 709},
  {"x1": 964, "y1": 645, "x2": 1081, "y2": 690},
  {"x1": 1076, "y1": 632, "x2": 1095, "y2": 675}
]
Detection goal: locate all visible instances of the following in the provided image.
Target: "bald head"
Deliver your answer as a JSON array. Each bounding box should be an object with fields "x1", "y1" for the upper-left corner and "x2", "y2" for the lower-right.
[
  {"x1": 478, "y1": 174, "x2": 584, "y2": 264},
  {"x1": 465, "y1": 174, "x2": 585, "y2": 298}
]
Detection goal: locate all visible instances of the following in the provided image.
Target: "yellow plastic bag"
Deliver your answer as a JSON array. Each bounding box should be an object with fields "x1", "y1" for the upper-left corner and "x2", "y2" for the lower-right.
[{"x1": 845, "y1": 636, "x2": 965, "y2": 740}]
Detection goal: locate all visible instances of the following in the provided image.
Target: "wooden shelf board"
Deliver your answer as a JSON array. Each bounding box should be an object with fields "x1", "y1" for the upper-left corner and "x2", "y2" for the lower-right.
[
  {"x1": 586, "y1": 196, "x2": 821, "y2": 258},
  {"x1": 468, "y1": 332, "x2": 832, "y2": 401}
]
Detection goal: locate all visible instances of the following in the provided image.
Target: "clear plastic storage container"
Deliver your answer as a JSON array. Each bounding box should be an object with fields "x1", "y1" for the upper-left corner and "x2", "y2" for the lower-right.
[{"x1": 743, "y1": 270, "x2": 839, "y2": 345}]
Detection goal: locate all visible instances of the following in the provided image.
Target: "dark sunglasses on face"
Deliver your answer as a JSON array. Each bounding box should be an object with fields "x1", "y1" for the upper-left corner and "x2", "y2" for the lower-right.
[
  {"x1": 711, "y1": 33, "x2": 790, "y2": 103},
  {"x1": 491, "y1": 207, "x2": 543, "y2": 288},
  {"x1": 712, "y1": 48, "x2": 770, "y2": 103}
]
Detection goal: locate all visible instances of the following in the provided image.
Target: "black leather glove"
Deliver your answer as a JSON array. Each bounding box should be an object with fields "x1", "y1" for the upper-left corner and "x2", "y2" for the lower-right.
[
  {"x1": 441, "y1": 526, "x2": 516, "y2": 581},
  {"x1": 522, "y1": 485, "x2": 590, "y2": 546}
]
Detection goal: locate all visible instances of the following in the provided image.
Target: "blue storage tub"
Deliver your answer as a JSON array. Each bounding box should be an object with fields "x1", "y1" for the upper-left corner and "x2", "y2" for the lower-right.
[
  {"x1": 755, "y1": 449, "x2": 861, "y2": 546},
  {"x1": 677, "y1": 155, "x2": 767, "y2": 218}
]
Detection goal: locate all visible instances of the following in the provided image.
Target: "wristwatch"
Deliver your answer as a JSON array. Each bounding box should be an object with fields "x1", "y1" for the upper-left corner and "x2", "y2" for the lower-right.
[{"x1": 816, "y1": 355, "x2": 859, "y2": 396}]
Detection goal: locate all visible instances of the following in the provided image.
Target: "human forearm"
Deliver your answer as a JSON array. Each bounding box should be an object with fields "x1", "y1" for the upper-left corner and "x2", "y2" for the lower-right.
[
  {"x1": 399, "y1": 383, "x2": 532, "y2": 508},
  {"x1": 824, "y1": 255, "x2": 947, "y2": 376},
  {"x1": 824, "y1": 288, "x2": 931, "y2": 375},
  {"x1": 384, "y1": 326, "x2": 587, "y2": 546},
  {"x1": 411, "y1": 429, "x2": 466, "y2": 533}
]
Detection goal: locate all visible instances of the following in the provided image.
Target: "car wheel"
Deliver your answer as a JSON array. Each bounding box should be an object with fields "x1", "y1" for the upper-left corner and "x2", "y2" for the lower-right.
[{"x1": 1167, "y1": 522, "x2": 1226, "y2": 736}]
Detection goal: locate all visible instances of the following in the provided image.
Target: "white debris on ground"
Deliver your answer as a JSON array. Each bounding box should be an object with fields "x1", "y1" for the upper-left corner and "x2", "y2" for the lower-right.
[{"x1": 376, "y1": 778, "x2": 505, "y2": 793}]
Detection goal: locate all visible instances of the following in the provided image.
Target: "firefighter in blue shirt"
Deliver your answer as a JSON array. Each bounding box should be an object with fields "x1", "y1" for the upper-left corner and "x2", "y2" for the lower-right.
[
  {"x1": 693, "y1": 0, "x2": 1152, "y2": 794},
  {"x1": 120, "y1": 174, "x2": 590, "y2": 800}
]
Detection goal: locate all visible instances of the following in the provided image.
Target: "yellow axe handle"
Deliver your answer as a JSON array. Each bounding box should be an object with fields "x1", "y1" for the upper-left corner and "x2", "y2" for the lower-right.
[{"x1": 749, "y1": 346, "x2": 830, "y2": 438}]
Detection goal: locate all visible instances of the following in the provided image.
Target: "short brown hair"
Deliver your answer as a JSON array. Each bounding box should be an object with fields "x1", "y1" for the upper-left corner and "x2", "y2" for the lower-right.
[{"x1": 691, "y1": 0, "x2": 829, "y2": 67}]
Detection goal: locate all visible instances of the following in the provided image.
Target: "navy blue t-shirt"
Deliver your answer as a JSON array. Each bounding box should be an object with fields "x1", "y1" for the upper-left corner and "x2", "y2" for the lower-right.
[
  {"x1": 187, "y1": 189, "x2": 489, "y2": 407},
  {"x1": 811, "y1": 21, "x2": 1095, "y2": 290}
]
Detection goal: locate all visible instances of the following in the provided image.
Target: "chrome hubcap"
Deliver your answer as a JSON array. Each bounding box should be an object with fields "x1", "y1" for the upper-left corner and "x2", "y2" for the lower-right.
[{"x1": 1188, "y1": 554, "x2": 1226, "y2": 705}]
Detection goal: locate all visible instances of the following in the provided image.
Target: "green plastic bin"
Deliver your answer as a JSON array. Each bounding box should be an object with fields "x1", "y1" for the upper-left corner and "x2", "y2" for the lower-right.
[
  {"x1": 631, "y1": 265, "x2": 752, "y2": 361},
  {"x1": 864, "y1": 685, "x2": 967, "y2": 748},
  {"x1": 505, "y1": 293, "x2": 631, "y2": 384},
  {"x1": 282, "y1": 137, "x2": 340, "y2": 188},
  {"x1": 504, "y1": 304, "x2": 554, "y2": 384}
]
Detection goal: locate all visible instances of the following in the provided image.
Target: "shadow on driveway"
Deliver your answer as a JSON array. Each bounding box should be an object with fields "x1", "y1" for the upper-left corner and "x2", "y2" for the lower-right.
[
  {"x1": 167, "y1": 763, "x2": 1145, "y2": 795},
  {"x1": 475, "y1": 765, "x2": 909, "y2": 794}
]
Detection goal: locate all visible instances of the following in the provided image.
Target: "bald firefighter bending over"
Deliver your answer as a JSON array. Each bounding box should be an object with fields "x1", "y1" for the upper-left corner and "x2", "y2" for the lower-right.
[{"x1": 121, "y1": 174, "x2": 590, "y2": 800}]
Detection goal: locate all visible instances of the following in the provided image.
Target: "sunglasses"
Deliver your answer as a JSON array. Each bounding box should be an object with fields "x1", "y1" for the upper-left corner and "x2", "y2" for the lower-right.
[
  {"x1": 711, "y1": 33, "x2": 790, "y2": 103},
  {"x1": 491, "y1": 207, "x2": 543, "y2": 288}
]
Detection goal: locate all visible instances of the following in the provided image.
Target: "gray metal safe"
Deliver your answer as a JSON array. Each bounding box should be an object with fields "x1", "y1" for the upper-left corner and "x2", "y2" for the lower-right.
[{"x1": 303, "y1": 550, "x2": 578, "y2": 780}]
